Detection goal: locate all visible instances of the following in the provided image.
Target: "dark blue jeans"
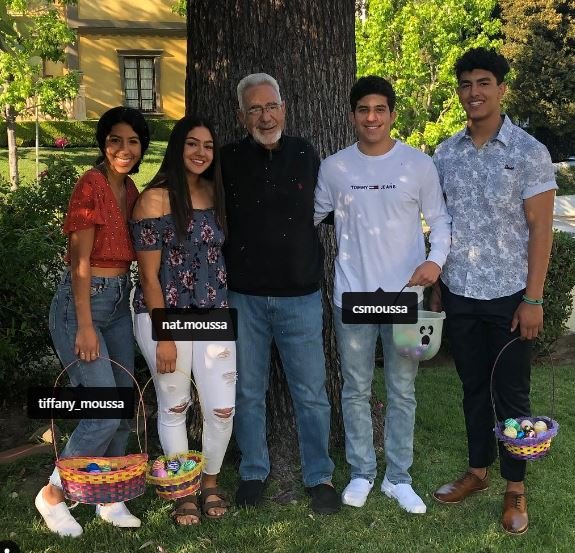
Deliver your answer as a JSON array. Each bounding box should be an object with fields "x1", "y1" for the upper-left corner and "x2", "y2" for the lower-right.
[{"x1": 48, "y1": 271, "x2": 134, "y2": 488}]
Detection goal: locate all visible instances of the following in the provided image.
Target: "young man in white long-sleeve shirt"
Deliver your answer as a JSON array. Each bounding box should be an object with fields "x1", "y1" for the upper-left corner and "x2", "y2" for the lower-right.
[{"x1": 314, "y1": 76, "x2": 451, "y2": 513}]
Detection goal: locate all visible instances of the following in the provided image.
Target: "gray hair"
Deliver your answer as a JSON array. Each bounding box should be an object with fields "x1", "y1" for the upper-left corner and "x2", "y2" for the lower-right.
[{"x1": 237, "y1": 73, "x2": 282, "y2": 112}]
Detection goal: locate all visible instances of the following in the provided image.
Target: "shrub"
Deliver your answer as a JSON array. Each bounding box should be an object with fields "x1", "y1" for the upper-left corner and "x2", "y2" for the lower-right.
[
  {"x1": 0, "y1": 120, "x2": 98, "y2": 147},
  {"x1": 147, "y1": 119, "x2": 177, "y2": 141},
  {"x1": 0, "y1": 118, "x2": 177, "y2": 147},
  {"x1": 556, "y1": 167, "x2": 575, "y2": 196},
  {"x1": 424, "y1": 230, "x2": 575, "y2": 355},
  {"x1": 0, "y1": 156, "x2": 78, "y2": 396},
  {"x1": 538, "y1": 230, "x2": 575, "y2": 352}
]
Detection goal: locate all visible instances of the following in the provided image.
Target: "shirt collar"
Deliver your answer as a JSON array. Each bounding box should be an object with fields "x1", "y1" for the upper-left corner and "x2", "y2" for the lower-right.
[
  {"x1": 459, "y1": 114, "x2": 513, "y2": 147},
  {"x1": 247, "y1": 133, "x2": 285, "y2": 154}
]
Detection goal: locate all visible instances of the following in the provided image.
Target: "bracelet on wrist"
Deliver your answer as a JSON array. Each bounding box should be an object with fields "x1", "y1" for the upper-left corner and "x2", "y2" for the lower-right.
[{"x1": 522, "y1": 294, "x2": 543, "y2": 305}]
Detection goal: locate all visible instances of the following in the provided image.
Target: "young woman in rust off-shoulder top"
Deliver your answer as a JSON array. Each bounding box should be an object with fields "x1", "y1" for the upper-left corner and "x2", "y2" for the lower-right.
[{"x1": 35, "y1": 107, "x2": 150, "y2": 537}]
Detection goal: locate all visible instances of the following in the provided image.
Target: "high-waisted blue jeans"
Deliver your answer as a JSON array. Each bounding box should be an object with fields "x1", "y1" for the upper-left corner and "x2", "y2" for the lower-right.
[{"x1": 48, "y1": 271, "x2": 134, "y2": 489}]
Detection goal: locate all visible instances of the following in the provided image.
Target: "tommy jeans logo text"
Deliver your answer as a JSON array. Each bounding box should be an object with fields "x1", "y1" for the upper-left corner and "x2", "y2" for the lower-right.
[{"x1": 350, "y1": 184, "x2": 396, "y2": 190}]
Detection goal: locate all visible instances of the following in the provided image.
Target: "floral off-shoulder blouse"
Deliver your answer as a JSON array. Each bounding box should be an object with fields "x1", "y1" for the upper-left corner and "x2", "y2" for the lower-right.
[{"x1": 129, "y1": 209, "x2": 228, "y2": 314}]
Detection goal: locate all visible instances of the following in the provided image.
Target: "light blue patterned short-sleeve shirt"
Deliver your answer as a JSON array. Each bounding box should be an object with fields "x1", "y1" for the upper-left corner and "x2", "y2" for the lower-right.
[{"x1": 433, "y1": 115, "x2": 557, "y2": 300}]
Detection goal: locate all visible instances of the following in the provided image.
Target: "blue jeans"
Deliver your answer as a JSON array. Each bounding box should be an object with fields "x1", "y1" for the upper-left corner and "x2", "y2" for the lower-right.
[
  {"x1": 334, "y1": 305, "x2": 418, "y2": 485},
  {"x1": 228, "y1": 290, "x2": 334, "y2": 487},
  {"x1": 48, "y1": 271, "x2": 134, "y2": 488}
]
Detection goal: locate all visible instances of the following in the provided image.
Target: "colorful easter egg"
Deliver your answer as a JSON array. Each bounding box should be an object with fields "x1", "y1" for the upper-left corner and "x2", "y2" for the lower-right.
[
  {"x1": 167, "y1": 460, "x2": 181, "y2": 472},
  {"x1": 534, "y1": 420, "x2": 548, "y2": 435},
  {"x1": 179, "y1": 460, "x2": 197, "y2": 473},
  {"x1": 504, "y1": 418, "x2": 521, "y2": 431},
  {"x1": 503, "y1": 426, "x2": 518, "y2": 439},
  {"x1": 86, "y1": 462, "x2": 101, "y2": 473},
  {"x1": 520, "y1": 420, "x2": 533, "y2": 431}
]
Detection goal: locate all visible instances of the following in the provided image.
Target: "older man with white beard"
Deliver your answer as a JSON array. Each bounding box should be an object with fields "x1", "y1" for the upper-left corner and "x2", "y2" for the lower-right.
[{"x1": 220, "y1": 73, "x2": 339, "y2": 515}]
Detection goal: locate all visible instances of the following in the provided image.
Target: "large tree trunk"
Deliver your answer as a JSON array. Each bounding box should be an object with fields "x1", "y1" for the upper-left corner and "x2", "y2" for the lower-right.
[
  {"x1": 5, "y1": 105, "x2": 19, "y2": 189},
  {"x1": 185, "y1": 1, "x2": 356, "y2": 468}
]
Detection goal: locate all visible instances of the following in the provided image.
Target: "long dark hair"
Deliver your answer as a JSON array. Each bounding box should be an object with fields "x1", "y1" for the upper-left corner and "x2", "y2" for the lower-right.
[
  {"x1": 95, "y1": 106, "x2": 150, "y2": 173},
  {"x1": 146, "y1": 115, "x2": 227, "y2": 239}
]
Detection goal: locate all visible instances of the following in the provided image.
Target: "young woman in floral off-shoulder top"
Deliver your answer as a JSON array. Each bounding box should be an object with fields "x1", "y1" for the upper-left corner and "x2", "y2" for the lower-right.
[{"x1": 130, "y1": 116, "x2": 235, "y2": 525}]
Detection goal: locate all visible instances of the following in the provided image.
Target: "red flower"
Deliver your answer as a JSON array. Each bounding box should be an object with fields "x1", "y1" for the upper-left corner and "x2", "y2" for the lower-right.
[{"x1": 54, "y1": 137, "x2": 70, "y2": 149}]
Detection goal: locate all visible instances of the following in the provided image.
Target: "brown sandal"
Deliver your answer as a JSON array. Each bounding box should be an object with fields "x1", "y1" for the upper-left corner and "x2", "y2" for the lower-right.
[
  {"x1": 171, "y1": 494, "x2": 201, "y2": 525},
  {"x1": 201, "y1": 487, "x2": 230, "y2": 519}
]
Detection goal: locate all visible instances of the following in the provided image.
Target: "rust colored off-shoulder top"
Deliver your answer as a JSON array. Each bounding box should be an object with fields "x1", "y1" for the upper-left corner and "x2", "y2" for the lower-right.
[{"x1": 63, "y1": 168, "x2": 139, "y2": 269}]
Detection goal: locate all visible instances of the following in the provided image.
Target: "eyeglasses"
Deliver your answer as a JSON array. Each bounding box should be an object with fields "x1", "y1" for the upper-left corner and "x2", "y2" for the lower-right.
[{"x1": 245, "y1": 103, "x2": 283, "y2": 117}]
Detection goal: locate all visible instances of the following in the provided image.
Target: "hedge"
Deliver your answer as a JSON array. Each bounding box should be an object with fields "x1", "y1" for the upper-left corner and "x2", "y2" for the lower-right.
[
  {"x1": 0, "y1": 118, "x2": 177, "y2": 147},
  {"x1": 1, "y1": 160, "x2": 574, "y2": 394}
]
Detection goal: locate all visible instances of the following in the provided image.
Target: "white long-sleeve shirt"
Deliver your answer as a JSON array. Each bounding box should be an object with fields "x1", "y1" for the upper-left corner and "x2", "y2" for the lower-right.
[{"x1": 314, "y1": 141, "x2": 451, "y2": 307}]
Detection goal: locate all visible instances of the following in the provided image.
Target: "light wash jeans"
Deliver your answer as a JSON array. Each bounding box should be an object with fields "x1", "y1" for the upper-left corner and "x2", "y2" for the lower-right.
[
  {"x1": 228, "y1": 290, "x2": 334, "y2": 487},
  {"x1": 134, "y1": 312, "x2": 236, "y2": 475},
  {"x1": 48, "y1": 271, "x2": 134, "y2": 489},
  {"x1": 333, "y1": 305, "x2": 418, "y2": 485}
]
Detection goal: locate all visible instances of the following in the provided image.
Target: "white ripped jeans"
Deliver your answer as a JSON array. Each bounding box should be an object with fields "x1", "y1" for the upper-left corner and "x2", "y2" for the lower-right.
[{"x1": 135, "y1": 313, "x2": 236, "y2": 475}]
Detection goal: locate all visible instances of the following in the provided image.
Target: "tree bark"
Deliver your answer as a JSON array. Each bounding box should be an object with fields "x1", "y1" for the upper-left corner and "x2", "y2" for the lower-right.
[
  {"x1": 5, "y1": 105, "x2": 19, "y2": 189},
  {"x1": 185, "y1": 1, "x2": 356, "y2": 455}
]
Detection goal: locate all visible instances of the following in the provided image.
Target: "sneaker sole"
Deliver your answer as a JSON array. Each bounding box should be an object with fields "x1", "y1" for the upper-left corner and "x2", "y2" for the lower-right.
[
  {"x1": 382, "y1": 489, "x2": 427, "y2": 514},
  {"x1": 97, "y1": 516, "x2": 141, "y2": 528},
  {"x1": 35, "y1": 492, "x2": 83, "y2": 537},
  {"x1": 341, "y1": 497, "x2": 367, "y2": 508},
  {"x1": 312, "y1": 505, "x2": 341, "y2": 515}
]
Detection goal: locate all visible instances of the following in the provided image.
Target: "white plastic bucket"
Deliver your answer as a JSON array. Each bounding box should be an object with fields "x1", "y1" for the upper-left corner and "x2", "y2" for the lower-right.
[{"x1": 392, "y1": 310, "x2": 446, "y2": 361}]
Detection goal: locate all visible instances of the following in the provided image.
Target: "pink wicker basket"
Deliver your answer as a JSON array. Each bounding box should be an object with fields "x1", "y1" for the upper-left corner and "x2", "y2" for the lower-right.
[{"x1": 52, "y1": 357, "x2": 148, "y2": 504}]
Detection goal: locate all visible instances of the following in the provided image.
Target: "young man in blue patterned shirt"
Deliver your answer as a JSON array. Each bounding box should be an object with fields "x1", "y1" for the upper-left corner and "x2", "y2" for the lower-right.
[{"x1": 431, "y1": 47, "x2": 557, "y2": 535}]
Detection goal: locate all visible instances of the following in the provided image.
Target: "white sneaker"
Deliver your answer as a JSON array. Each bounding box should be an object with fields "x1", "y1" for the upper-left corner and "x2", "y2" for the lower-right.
[
  {"x1": 341, "y1": 477, "x2": 374, "y2": 507},
  {"x1": 381, "y1": 476, "x2": 427, "y2": 514},
  {"x1": 35, "y1": 488, "x2": 83, "y2": 537},
  {"x1": 96, "y1": 502, "x2": 141, "y2": 527}
]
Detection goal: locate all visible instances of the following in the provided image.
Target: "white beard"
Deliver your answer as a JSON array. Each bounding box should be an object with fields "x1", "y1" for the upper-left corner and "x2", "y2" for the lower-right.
[{"x1": 252, "y1": 127, "x2": 282, "y2": 147}]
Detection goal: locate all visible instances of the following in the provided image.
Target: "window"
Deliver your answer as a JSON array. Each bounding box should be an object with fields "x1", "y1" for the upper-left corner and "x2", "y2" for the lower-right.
[
  {"x1": 124, "y1": 57, "x2": 155, "y2": 111},
  {"x1": 118, "y1": 50, "x2": 162, "y2": 113}
]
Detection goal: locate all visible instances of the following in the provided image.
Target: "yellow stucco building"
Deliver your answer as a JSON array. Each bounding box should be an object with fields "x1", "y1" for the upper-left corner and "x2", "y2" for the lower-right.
[{"x1": 55, "y1": 0, "x2": 186, "y2": 120}]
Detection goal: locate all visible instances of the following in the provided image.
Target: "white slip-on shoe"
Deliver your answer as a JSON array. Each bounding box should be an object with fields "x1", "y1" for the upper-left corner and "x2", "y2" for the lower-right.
[
  {"x1": 35, "y1": 488, "x2": 83, "y2": 537},
  {"x1": 96, "y1": 502, "x2": 141, "y2": 528},
  {"x1": 381, "y1": 476, "x2": 427, "y2": 514},
  {"x1": 341, "y1": 477, "x2": 374, "y2": 508}
]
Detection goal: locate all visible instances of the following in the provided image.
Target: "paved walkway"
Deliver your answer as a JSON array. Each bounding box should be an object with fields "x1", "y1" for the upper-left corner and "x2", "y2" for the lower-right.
[{"x1": 554, "y1": 194, "x2": 575, "y2": 234}]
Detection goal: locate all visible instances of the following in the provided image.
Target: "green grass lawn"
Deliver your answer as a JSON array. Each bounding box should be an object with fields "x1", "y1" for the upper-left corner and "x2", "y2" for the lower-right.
[
  {"x1": 0, "y1": 144, "x2": 168, "y2": 189},
  {"x1": 1, "y1": 363, "x2": 573, "y2": 553}
]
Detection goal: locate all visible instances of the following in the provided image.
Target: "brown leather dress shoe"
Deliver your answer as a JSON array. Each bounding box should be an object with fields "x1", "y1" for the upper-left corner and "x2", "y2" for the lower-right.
[
  {"x1": 432, "y1": 471, "x2": 489, "y2": 504},
  {"x1": 502, "y1": 492, "x2": 528, "y2": 535}
]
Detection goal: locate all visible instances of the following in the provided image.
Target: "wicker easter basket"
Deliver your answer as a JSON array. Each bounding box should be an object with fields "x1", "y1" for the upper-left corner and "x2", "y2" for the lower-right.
[
  {"x1": 494, "y1": 416, "x2": 559, "y2": 461},
  {"x1": 491, "y1": 338, "x2": 559, "y2": 461},
  {"x1": 146, "y1": 451, "x2": 204, "y2": 500},
  {"x1": 51, "y1": 357, "x2": 148, "y2": 504},
  {"x1": 141, "y1": 369, "x2": 205, "y2": 501}
]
